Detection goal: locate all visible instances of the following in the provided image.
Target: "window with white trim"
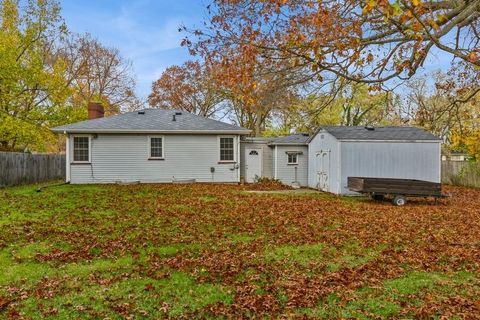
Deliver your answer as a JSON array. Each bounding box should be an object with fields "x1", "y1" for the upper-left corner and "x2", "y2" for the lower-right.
[
  {"x1": 149, "y1": 136, "x2": 164, "y2": 158},
  {"x1": 73, "y1": 136, "x2": 90, "y2": 162},
  {"x1": 287, "y1": 153, "x2": 298, "y2": 165},
  {"x1": 219, "y1": 137, "x2": 234, "y2": 161}
]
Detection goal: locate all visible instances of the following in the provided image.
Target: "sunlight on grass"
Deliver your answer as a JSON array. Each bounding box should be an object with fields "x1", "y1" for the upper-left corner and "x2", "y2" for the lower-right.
[{"x1": 265, "y1": 243, "x2": 324, "y2": 265}]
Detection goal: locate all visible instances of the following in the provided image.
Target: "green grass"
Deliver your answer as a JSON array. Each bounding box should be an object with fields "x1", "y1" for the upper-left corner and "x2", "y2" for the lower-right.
[{"x1": 0, "y1": 183, "x2": 479, "y2": 318}]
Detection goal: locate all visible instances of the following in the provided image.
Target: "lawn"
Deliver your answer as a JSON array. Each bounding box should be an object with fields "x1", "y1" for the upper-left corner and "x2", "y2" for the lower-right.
[{"x1": 0, "y1": 183, "x2": 479, "y2": 319}]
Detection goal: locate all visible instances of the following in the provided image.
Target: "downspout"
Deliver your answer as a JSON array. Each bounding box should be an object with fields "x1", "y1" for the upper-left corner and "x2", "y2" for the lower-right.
[
  {"x1": 64, "y1": 132, "x2": 70, "y2": 183},
  {"x1": 274, "y1": 145, "x2": 278, "y2": 179},
  {"x1": 237, "y1": 136, "x2": 241, "y2": 182}
]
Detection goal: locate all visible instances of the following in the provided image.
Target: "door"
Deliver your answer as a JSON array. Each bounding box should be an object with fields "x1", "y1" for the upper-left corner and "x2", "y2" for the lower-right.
[
  {"x1": 245, "y1": 149, "x2": 262, "y2": 183},
  {"x1": 316, "y1": 150, "x2": 330, "y2": 191}
]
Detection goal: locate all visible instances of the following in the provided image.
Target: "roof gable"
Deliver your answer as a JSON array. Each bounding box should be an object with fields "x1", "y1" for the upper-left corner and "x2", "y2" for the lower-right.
[{"x1": 52, "y1": 109, "x2": 251, "y2": 134}]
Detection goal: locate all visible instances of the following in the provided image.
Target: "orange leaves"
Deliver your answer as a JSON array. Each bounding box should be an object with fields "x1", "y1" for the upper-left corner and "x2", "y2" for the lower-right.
[
  {"x1": 467, "y1": 52, "x2": 478, "y2": 63},
  {"x1": 362, "y1": 0, "x2": 376, "y2": 14}
]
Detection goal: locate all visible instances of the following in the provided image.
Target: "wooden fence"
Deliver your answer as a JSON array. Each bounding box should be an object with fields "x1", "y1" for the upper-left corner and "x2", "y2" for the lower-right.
[
  {"x1": 0, "y1": 152, "x2": 65, "y2": 187},
  {"x1": 442, "y1": 160, "x2": 480, "y2": 188}
]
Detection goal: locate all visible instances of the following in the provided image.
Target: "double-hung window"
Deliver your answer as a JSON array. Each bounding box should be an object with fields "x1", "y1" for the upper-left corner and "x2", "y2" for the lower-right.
[
  {"x1": 219, "y1": 137, "x2": 235, "y2": 162},
  {"x1": 287, "y1": 153, "x2": 298, "y2": 165},
  {"x1": 149, "y1": 136, "x2": 164, "y2": 159},
  {"x1": 73, "y1": 136, "x2": 90, "y2": 162}
]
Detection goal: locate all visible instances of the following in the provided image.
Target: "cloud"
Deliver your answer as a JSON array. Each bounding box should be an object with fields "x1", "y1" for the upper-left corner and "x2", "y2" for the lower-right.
[{"x1": 61, "y1": 0, "x2": 200, "y2": 100}]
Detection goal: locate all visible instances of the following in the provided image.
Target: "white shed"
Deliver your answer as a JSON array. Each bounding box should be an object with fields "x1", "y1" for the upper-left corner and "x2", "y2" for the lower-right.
[{"x1": 308, "y1": 126, "x2": 442, "y2": 195}]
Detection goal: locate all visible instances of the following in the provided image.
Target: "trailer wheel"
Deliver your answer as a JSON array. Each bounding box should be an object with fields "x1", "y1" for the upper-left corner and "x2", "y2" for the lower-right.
[{"x1": 392, "y1": 195, "x2": 407, "y2": 206}]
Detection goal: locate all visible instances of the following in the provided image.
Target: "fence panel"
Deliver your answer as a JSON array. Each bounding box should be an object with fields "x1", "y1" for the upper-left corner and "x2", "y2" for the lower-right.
[
  {"x1": 0, "y1": 152, "x2": 65, "y2": 187},
  {"x1": 442, "y1": 161, "x2": 480, "y2": 188}
]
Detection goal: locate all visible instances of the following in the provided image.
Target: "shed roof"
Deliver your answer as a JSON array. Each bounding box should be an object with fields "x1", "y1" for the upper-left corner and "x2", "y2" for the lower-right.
[
  {"x1": 51, "y1": 109, "x2": 251, "y2": 134},
  {"x1": 318, "y1": 126, "x2": 440, "y2": 141},
  {"x1": 269, "y1": 133, "x2": 310, "y2": 145}
]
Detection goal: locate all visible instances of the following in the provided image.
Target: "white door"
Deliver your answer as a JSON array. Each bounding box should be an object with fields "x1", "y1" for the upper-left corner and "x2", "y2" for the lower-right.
[
  {"x1": 316, "y1": 151, "x2": 330, "y2": 191},
  {"x1": 246, "y1": 149, "x2": 262, "y2": 183}
]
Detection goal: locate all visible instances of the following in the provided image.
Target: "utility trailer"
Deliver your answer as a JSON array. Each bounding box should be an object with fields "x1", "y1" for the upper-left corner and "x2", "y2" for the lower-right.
[{"x1": 347, "y1": 177, "x2": 447, "y2": 206}]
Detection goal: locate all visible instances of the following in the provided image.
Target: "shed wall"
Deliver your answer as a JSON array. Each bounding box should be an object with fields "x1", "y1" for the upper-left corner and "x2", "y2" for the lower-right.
[
  {"x1": 308, "y1": 131, "x2": 341, "y2": 192},
  {"x1": 69, "y1": 134, "x2": 240, "y2": 183},
  {"x1": 339, "y1": 141, "x2": 441, "y2": 194},
  {"x1": 274, "y1": 145, "x2": 309, "y2": 186}
]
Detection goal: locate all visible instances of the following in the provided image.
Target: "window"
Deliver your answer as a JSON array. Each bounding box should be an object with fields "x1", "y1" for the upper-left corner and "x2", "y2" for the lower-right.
[
  {"x1": 149, "y1": 137, "x2": 164, "y2": 159},
  {"x1": 287, "y1": 153, "x2": 298, "y2": 165},
  {"x1": 219, "y1": 137, "x2": 234, "y2": 161},
  {"x1": 73, "y1": 136, "x2": 90, "y2": 162},
  {"x1": 249, "y1": 150, "x2": 259, "y2": 155}
]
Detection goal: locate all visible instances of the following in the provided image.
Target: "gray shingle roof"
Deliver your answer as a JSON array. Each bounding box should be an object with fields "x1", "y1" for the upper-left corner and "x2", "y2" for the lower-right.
[
  {"x1": 269, "y1": 133, "x2": 310, "y2": 145},
  {"x1": 320, "y1": 126, "x2": 440, "y2": 141},
  {"x1": 51, "y1": 109, "x2": 251, "y2": 134}
]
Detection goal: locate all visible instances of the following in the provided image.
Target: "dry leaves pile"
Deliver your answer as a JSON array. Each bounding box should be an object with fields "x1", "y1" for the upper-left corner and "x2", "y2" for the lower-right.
[{"x1": 0, "y1": 184, "x2": 479, "y2": 319}]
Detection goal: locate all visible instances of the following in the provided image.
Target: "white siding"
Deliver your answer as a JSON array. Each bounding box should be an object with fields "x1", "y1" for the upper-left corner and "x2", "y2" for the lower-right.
[
  {"x1": 308, "y1": 131, "x2": 341, "y2": 192},
  {"x1": 274, "y1": 145, "x2": 308, "y2": 186},
  {"x1": 339, "y1": 141, "x2": 441, "y2": 194},
  {"x1": 240, "y1": 141, "x2": 274, "y2": 179},
  {"x1": 69, "y1": 134, "x2": 240, "y2": 183}
]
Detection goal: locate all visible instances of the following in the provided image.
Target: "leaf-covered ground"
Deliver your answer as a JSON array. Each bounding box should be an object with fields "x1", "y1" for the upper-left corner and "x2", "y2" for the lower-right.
[{"x1": 0, "y1": 183, "x2": 479, "y2": 319}]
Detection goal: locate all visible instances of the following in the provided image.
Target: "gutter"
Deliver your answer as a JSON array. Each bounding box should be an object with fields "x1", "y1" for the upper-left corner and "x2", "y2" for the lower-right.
[{"x1": 51, "y1": 129, "x2": 252, "y2": 135}]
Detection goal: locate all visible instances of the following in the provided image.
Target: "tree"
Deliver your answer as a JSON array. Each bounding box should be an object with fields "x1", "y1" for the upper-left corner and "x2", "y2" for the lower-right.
[
  {"x1": 148, "y1": 60, "x2": 223, "y2": 117},
  {"x1": 0, "y1": 0, "x2": 140, "y2": 152},
  {"x1": 184, "y1": 0, "x2": 479, "y2": 98},
  {"x1": 266, "y1": 82, "x2": 395, "y2": 134},
  {"x1": 60, "y1": 33, "x2": 140, "y2": 114},
  {"x1": 399, "y1": 71, "x2": 480, "y2": 142},
  {"x1": 0, "y1": 0, "x2": 78, "y2": 151}
]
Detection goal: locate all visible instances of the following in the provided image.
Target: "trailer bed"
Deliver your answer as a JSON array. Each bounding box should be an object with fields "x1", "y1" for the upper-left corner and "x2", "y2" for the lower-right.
[{"x1": 348, "y1": 177, "x2": 446, "y2": 205}]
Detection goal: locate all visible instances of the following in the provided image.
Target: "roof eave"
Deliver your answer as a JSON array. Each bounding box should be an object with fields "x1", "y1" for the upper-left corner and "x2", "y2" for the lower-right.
[
  {"x1": 268, "y1": 142, "x2": 309, "y2": 146},
  {"x1": 51, "y1": 129, "x2": 252, "y2": 135},
  {"x1": 337, "y1": 139, "x2": 442, "y2": 142}
]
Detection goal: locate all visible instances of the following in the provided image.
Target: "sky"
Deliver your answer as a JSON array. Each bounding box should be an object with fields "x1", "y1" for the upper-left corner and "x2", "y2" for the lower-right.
[
  {"x1": 61, "y1": 0, "x2": 207, "y2": 100},
  {"x1": 60, "y1": 0, "x2": 454, "y2": 102}
]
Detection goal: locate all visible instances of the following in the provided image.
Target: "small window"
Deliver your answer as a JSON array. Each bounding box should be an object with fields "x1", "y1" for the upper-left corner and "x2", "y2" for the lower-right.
[
  {"x1": 287, "y1": 153, "x2": 298, "y2": 165},
  {"x1": 73, "y1": 136, "x2": 89, "y2": 162},
  {"x1": 249, "y1": 150, "x2": 259, "y2": 155},
  {"x1": 220, "y1": 137, "x2": 234, "y2": 161},
  {"x1": 150, "y1": 137, "x2": 163, "y2": 158}
]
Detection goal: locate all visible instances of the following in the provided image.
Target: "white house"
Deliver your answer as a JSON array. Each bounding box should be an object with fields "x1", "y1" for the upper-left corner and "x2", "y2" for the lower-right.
[
  {"x1": 240, "y1": 134, "x2": 309, "y2": 186},
  {"x1": 52, "y1": 105, "x2": 251, "y2": 184},
  {"x1": 53, "y1": 105, "x2": 441, "y2": 193}
]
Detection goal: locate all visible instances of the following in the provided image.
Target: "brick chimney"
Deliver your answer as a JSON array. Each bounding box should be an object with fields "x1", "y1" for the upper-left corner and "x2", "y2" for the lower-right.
[{"x1": 88, "y1": 102, "x2": 105, "y2": 120}]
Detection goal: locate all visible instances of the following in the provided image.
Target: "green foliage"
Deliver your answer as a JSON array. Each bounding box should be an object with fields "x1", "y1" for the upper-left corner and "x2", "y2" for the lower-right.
[{"x1": 0, "y1": 0, "x2": 87, "y2": 151}]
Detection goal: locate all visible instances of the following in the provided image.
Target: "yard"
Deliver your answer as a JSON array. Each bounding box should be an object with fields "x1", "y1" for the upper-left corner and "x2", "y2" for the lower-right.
[{"x1": 0, "y1": 183, "x2": 479, "y2": 319}]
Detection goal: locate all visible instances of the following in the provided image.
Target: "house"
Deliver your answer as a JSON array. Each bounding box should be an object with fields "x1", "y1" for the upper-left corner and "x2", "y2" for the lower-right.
[
  {"x1": 53, "y1": 105, "x2": 441, "y2": 192},
  {"x1": 441, "y1": 151, "x2": 470, "y2": 162},
  {"x1": 52, "y1": 103, "x2": 251, "y2": 184},
  {"x1": 240, "y1": 134, "x2": 309, "y2": 186},
  {"x1": 241, "y1": 126, "x2": 441, "y2": 194},
  {"x1": 307, "y1": 126, "x2": 442, "y2": 194}
]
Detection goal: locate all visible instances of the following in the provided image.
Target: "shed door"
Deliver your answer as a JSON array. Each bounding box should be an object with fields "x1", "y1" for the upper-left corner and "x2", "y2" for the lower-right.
[
  {"x1": 316, "y1": 151, "x2": 330, "y2": 191},
  {"x1": 245, "y1": 149, "x2": 262, "y2": 183}
]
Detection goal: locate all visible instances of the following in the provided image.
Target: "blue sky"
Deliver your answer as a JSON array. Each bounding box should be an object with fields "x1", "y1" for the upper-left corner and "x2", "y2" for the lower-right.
[
  {"x1": 61, "y1": 0, "x2": 207, "y2": 100},
  {"x1": 61, "y1": 0, "x2": 452, "y2": 101}
]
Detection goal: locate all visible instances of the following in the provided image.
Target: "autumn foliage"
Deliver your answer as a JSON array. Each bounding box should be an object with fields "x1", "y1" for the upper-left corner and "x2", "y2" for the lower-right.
[{"x1": 1, "y1": 184, "x2": 480, "y2": 318}]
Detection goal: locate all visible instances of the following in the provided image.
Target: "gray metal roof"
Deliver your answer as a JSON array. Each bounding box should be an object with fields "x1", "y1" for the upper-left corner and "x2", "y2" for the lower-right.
[
  {"x1": 269, "y1": 133, "x2": 310, "y2": 145},
  {"x1": 51, "y1": 109, "x2": 251, "y2": 134},
  {"x1": 320, "y1": 126, "x2": 441, "y2": 141}
]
